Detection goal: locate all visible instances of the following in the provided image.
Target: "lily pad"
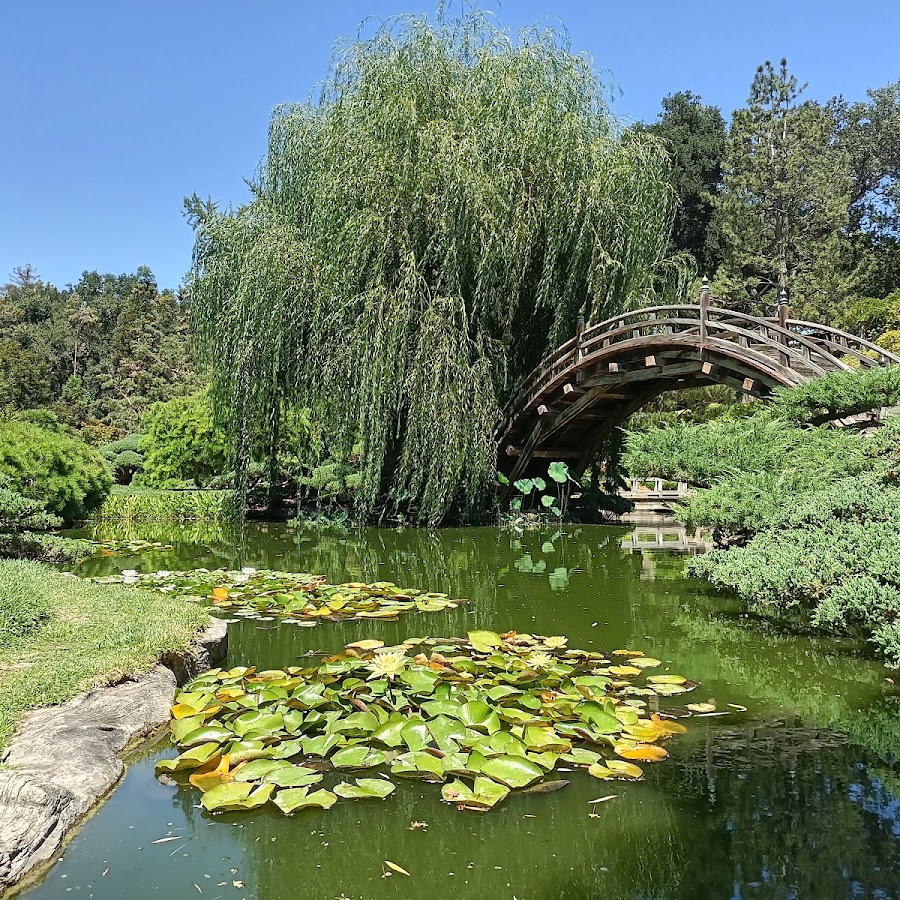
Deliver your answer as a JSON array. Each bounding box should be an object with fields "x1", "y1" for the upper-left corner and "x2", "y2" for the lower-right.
[
  {"x1": 158, "y1": 631, "x2": 695, "y2": 817},
  {"x1": 272, "y1": 788, "x2": 338, "y2": 814},
  {"x1": 333, "y1": 778, "x2": 396, "y2": 800}
]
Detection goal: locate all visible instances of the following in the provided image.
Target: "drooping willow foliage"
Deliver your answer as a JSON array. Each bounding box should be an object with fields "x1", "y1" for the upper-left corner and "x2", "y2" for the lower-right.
[{"x1": 188, "y1": 9, "x2": 679, "y2": 524}]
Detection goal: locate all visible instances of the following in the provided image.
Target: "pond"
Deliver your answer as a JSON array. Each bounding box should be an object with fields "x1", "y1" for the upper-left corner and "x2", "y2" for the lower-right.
[{"x1": 15, "y1": 522, "x2": 900, "y2": 900}]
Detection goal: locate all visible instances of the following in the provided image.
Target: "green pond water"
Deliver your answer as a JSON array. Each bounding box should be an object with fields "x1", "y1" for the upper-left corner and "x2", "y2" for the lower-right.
[{"x1": 15, "y1": 522, "x2": 900, "y2": 900}]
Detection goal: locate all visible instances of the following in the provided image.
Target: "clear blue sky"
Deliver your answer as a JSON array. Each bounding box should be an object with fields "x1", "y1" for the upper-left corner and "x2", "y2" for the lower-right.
[{"x1": 2, "y1": 1, "x2": 898, "y2": 291}]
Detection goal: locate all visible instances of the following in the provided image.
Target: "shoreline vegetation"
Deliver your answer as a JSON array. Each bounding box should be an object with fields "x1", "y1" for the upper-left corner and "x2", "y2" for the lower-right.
[
  {"x1": 0, "y1": 560, "x2": 209, "y2": 750},
  {"x1": 624, "y1": 367, "x2": 900, "y2": 667}
]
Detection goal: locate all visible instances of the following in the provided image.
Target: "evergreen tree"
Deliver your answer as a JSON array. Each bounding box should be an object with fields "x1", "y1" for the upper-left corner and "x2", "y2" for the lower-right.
[
  {"x1": 716, "y1": 60, "x2": 851, "y2": 317},
  {"x1": 646, "y1": 91, "x2": 726, "y2": 274}
]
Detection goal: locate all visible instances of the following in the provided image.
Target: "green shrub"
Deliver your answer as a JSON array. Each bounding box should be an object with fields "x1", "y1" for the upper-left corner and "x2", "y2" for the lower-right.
[
  {"x1": 0, "y1": 419, "x2": 112, "y2": 523},
  {"x1": 624, "y1": 414, "x2": 865, "y2": 488},
  {"x1": 767, "y1": 366, "x2": 900, "y2": 425},
  {"x1": 688, "y1": 521, "x2": 900, "y2": 665},
  {"x1": 91, "y1": 488, "x2": 238, "y2": 523},
  {"x1": 142, "y1": 390, "x2": 228, "y2": 488},
  {"x1": 625, "y1": 369, "x2": 900, "y2": 665},
  {"x1": 101, "y1": 434, "x2": 146, "y2": 484}
]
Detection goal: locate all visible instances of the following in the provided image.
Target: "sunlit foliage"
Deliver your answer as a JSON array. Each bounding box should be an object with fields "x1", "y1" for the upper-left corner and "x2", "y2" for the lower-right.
[{"x1": 188, "y1": 10, "x2": 678, "y2": 524}]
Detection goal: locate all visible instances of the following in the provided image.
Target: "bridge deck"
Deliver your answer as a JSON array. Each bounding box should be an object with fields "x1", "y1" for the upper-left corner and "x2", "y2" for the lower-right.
[{"x1": 498, "y1": 301, "x2": 899, "y2": 487}]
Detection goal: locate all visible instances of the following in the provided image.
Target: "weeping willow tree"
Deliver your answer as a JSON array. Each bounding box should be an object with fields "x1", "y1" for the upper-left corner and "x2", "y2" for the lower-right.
[{"x1": 188, "y1": 9, "x2": 679, "y2": 524}]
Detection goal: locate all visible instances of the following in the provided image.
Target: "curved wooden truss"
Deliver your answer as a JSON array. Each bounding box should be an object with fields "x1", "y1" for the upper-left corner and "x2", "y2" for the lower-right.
[{"x1": 497, "y1": 303, "x2": 900, "y2": 485}]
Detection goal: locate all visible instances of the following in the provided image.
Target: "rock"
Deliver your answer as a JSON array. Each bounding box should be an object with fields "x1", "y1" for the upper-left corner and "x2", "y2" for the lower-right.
[{"x1": 0, "y1": 617, "x2": 227, "y2": 891}]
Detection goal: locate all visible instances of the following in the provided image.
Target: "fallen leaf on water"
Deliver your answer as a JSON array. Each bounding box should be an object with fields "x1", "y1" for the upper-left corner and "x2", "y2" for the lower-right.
[
  {"x1": 151, "y1": 837, "x2": 180, "y2": 844},
  {"x1": 727, "y1": 703, "x2": 748, "y2": 712},
  {"x1": 589, "y1": 795, "x2": 617, "y2": 804},
  {"x1": 384, "y1": 860, "x2": 411, "y2": 876}
]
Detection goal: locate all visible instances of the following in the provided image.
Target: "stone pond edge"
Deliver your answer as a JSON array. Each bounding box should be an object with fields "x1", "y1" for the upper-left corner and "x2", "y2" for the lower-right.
[{"x1": 0, "y1": 617, "x2": 228, "y2": 893}]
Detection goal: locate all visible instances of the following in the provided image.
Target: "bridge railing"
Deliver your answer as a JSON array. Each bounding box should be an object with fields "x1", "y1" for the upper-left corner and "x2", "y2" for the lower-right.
[{"x1": 498, "y1": 300, "x2": 900, "y2": 440}]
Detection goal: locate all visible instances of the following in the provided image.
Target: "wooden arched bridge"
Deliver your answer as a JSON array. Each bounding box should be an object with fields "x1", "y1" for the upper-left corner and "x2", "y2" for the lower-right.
[{"x1": 497, "y1": 294, "x2": 900, "y2": 486}]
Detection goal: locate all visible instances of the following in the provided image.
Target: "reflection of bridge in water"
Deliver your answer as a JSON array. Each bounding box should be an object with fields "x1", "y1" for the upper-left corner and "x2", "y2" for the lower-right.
[{"x1": 620, "y1": 525, "x2": 709, "y2": 554}]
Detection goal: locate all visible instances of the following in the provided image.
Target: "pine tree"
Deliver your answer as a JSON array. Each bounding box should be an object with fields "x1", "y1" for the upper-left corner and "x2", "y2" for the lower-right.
[{"x1": 716, "y1": 60, "x2": 851, "y2": 317}]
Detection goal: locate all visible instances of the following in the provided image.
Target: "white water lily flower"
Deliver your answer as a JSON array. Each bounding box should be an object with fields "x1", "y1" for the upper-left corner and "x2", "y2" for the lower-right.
[
  {"x1": 526, "y1": 651, "x2": 554, "y2": 670},
  {"x1": 241, "y1": 567, "x2": 257, "y2": 575},
  {"x1": 232, "y1": 573, "x2": 249, "y2": 585},
  {"x1": 121, "y1": 569, "x2": 138, "y2": 577},
  {"x1": 542, "y1": 636, "x2": 568, "y2": 650},
  {"x1": 155, "y1": 570, "x2": 171, "y2": 579},
  {"x1": 366, "y1": 649, "x2": 409, "y2": 681}
]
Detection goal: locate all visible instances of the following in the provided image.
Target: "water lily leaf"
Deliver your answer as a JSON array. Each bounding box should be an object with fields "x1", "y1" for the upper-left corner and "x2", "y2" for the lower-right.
[
  {"x1": 480, "y1": 755, "x2": 544, "y2": 788},
  {"x1": 561, "y1": 747, "x2": 602, "y2": 766},
  {"x1": 614, "y1": 706, "x2": 640, "y2": 726},
  {"x1": 262, "y1": 766, "x2": 323, "y2": 788},
  {"x1": 189, "y1": 754, "x2": 233, "y2": 792},
  {"x1": 686, "y1": 702, "x2": 717, "y2": 713},
  {"x1": 523, "y1": 726, "x2": 570, "y2": 753},
  {"x1": 617, "y1": 743, "x2": 668, "y2": 762},
  {"x1": 629, "y1": 657, "x2": 661, "y2": 668},
  {"x1": 169, "y1": 742, "x2": 221, "y2": 771},
  {"x1": 233, "y1": 710, "x2": 284, "y2": 738},
  {"x1": 179, "y1": 726, "x2": 235, "y2": 748},
  {"x1": 171, "y1": 714, "x2": 207, "y2": 742},
  {"x1": 371, "y1": 715, "x2": 408, "y2": 747},
  {"x1": 607, "y1": 759, "x2": 644, "y2": 778},
  {"x1": 401, "y1": 717, "x2": 431, "y2": 752},
  {"x1": 399, "y1": 668, "x2": 439, "y2": 694},
  {"x1": 486, "y1": 685, "x2": 520, "y2": 700},
  {"x1": 391, "y1": 751, "x2": 445, "y2": 779},
  {"x1": 587, "y1": 763, "x2": 615, "y2": 779},
  {"x1": 647, "y1": 675, "x2": 687, "y2": 685},
  {"x1": 331, "y1": 711, "x2": 379, "y2": 734},
  {"x1": 441, "y1": 777, "x2": 510, "y2": 809},
  {"x1": 268, "y1": 739, "x2": 306, "y2": 760},
  {"x1": 272, "y1": 788, "x2": 337, "y2": 814},
  {"x1": 421, "y1": 699, "x2": 463, "y2": 719},
  {"x1": 459, "y1": 702, "x2": 501, "y2": 734},
  {"x1": 650, "y1": 714, "x2": 688, "y2": 735},
  {"x1": 468, "y1": 630, "x2": 503, "y2": 653},
  {"x1": 200, "y1": 781, "x2": 252, "y2": 811},
  {"x1": 427, "y1": 715, "x2": 466, "y2": 750},
  {"x1": 301, "y1": 733, "x2": 341, "y2": 757},
  {"x1": 476, "y1": 731, "x2": 527, "y2": 757},
  {"x1": 608, "y1": 665, "x2": 642, "y2": 677},
  {"x1": 649, "y1": 683, "x2": 690, "y2": 696},
  {"x1": 333, "y1": 778, "x2": 396, "y2": 800},
  {"x1": 576, "y1": 702, "x2": 621, "y2": 734},
  {"x1": 233, "y1": 759, "x2": 292, "y2": 781},
  {"x1": 331, "y1": 745, "x2": 388, "y2": 768},
  {"x1": 346, "y1": 639, "x2": 385, "y2": 651}
]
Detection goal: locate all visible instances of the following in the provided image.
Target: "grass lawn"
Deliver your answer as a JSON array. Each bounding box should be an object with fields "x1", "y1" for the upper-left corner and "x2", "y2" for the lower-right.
[{"x1": 0, "y1": 559, "x2": 209, "y2": 750}]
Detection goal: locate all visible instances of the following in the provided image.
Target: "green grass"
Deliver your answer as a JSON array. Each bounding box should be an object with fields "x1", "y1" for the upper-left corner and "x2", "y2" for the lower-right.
[
  {"x1": 91, "y1": 488, "x2": 238, "y2": 523},
  {"x1": 0, "y1": 560, "x2": 209, "y2": 749}
]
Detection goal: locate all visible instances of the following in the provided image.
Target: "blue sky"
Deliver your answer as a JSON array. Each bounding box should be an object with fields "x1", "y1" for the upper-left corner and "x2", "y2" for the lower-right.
[{"x1": 2, "y1": 1, "x2": 898, "y2": 290}]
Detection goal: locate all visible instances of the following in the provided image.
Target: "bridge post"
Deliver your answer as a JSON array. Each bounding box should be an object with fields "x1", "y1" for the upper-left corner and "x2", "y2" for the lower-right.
[
  {"x1": 777, "y1": 287, "x2": 789, "y2": 330},
  {"x1": 699, "y1": 276, "x2": 709, "y2": 348},
  {"x1": 575, "y1": 306, "x2": 586, "y2": 361}
]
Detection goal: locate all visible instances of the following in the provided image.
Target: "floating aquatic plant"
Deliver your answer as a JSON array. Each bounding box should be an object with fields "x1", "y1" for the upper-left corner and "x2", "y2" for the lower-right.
[
  {"x1": 90, "y1": 568, "x2": 465, "y2": 622},
  {"x1": 91, "y1": 539, "x2": 174, "y2": 556},
  {"x1": 156, "y1": 632, "x2": 715, "y2": 815}
]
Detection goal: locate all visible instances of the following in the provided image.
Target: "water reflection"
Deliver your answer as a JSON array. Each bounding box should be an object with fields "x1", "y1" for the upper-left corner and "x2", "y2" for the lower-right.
[{"x1": 29, "y1": 521, "x2": 899, "y2": 900}]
